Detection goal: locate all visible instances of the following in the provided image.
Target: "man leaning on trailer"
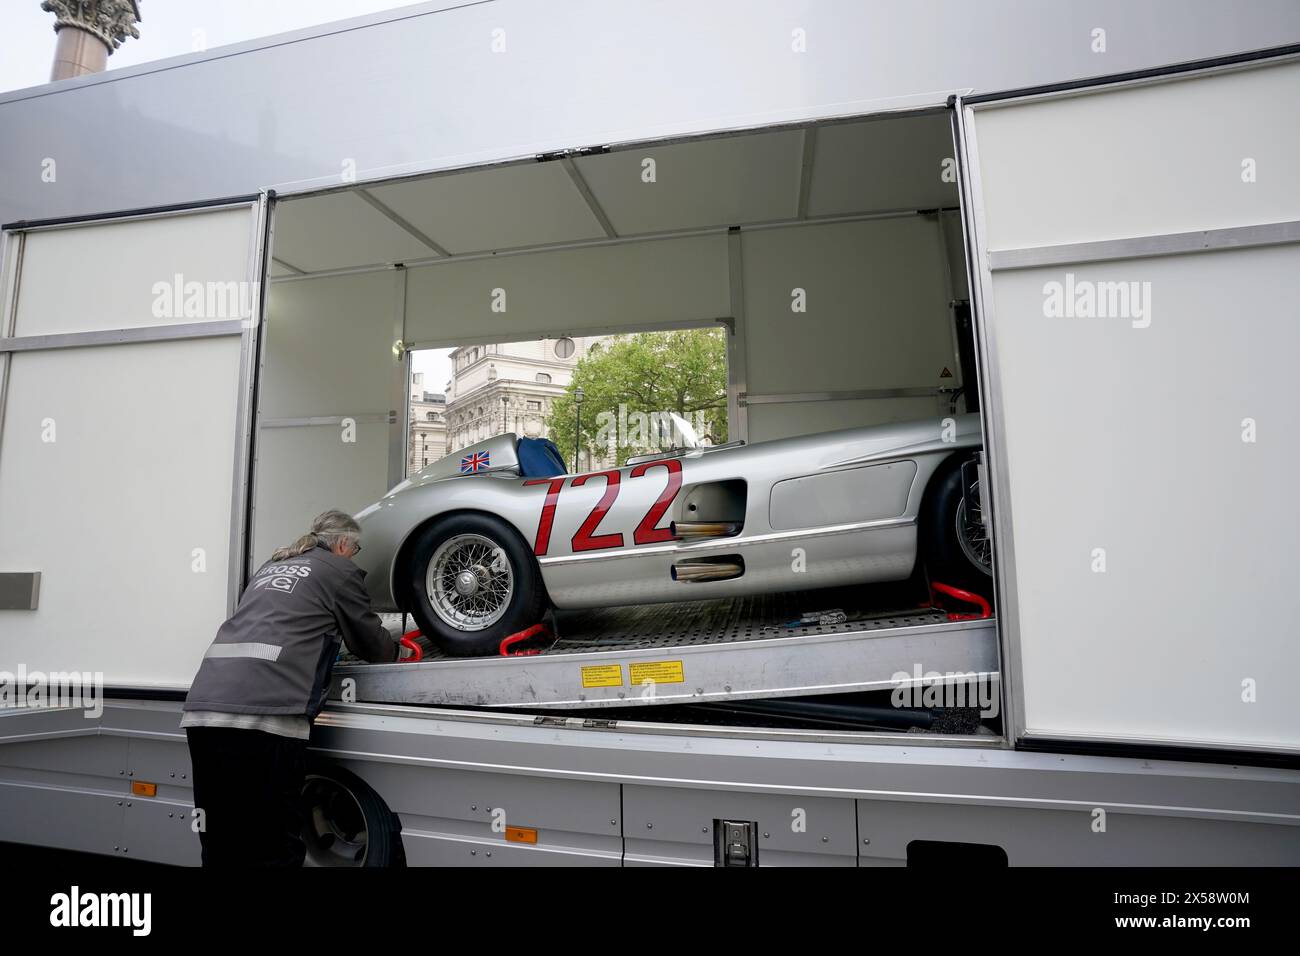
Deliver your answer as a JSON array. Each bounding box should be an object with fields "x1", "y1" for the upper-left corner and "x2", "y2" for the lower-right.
[{"x1": 181, "y1": 510, "x2": 404, "y2": 867}]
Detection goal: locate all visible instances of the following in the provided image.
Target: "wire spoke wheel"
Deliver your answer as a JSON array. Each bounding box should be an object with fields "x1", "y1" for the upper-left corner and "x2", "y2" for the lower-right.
[
  {"x1": 955, "y1": 479, "x2": 993, "y2": 575},
  {"x1": 426, "y1": 533, "x2": 515, "y2": 631}
]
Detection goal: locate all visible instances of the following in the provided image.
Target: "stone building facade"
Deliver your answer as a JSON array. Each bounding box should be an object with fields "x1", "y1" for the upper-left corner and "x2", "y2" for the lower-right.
[
  {"x1": 408, "y1": 372, "x2": 448, "y2": 474},
  {"x1": 443, "y1": 337, "x2": 605, "y2": 456}
]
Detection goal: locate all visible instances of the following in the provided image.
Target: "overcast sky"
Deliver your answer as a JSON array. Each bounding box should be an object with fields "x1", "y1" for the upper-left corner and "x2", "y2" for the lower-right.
[{"x1": 1, "y1": 1, "x2": 419, "y2": 94}]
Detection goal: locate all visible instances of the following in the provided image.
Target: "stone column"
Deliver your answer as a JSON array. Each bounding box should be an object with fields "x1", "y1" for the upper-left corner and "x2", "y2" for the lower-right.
[{"x1": 42, "y1": 1, "x2": 142, "y2": 82}]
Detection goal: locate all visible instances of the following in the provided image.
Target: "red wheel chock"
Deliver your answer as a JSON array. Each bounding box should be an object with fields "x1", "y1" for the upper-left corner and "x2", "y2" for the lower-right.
[
  {"x1": 499, "y1": 623, "x2": 553, "y2": 656},
  {"x1": 926, "y1": 582, "x2": 992, "y2": 621},
  {"x1": 398, "y1": 631, "x2": 424, "y2": 662}
]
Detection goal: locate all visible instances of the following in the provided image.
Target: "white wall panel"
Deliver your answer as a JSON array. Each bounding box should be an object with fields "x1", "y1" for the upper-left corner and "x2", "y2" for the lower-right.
[
  {"x1": 974, "y1": 60, "x2": 1300, "y2": 250},
  {"x1": 250, "y1": 423, "x2": 390, "y2": 568},
  {"x1": 0, "y1": 338, "x2": 240, "y2": 688},
  {"x1": 741, "y1": 218, "x2": 956, "y2": 440},
  {"x1": 748, "y1": 397, "x2": 946, "y2": 445},
  {"x1": 969, "y1": 57, "x2": 1300, "y2": 751},
  {"x1": 403, "y1": 234, "x2": 730, "y2": 344},
  {"x1": 253, "y1": 270, "x2": 399, "y2": 564},
  {"x1": 14, "y1": 208, "x2": 252, "y2": 336},
  {"x1": 986, "y1": 247, "x2": 1299, "y2": 750},
  {"x1": 260, "y1": 271, "x2": 397, "y2": 418}
]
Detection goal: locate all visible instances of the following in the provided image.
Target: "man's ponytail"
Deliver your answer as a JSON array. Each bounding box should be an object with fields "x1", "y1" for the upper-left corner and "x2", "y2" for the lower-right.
[{"x1": 269, "y1": 510, "x2": 361, "y2": 562}]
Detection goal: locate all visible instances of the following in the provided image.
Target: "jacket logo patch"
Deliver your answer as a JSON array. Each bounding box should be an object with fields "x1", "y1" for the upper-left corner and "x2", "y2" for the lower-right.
[
  {"x1": 253, "y1": 574, "x2": 300, "y2": 594},
  {"x1": 251, "y1": 562, "x2": 312, "y2": 594}
]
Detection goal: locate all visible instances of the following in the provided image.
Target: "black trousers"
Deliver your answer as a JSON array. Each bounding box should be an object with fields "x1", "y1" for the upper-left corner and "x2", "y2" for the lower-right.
[{"x1": 185, "y1": 726, "x2": 308, "y2": 867}]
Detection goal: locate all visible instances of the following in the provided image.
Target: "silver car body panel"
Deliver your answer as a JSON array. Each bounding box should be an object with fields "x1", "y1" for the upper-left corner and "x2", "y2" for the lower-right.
[{"x1": 354, "y1": 415, "x2": 981, "y2": 610}]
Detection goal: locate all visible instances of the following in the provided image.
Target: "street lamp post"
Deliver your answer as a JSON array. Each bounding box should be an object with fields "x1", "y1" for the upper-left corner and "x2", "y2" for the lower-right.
[
  {"x1": 573, "y1": 387, "x2": 584, "y2": 473},
  {"x1": 502, "y1": 395, "x2": 508, "y2": 434}
]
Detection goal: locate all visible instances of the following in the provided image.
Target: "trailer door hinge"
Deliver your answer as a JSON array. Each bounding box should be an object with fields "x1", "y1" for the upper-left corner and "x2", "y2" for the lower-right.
[
  {"x1": 714, "y1": 819, "x2": 759, "y2": 867},
  {"x1": 536, "y1": 145, "x2": 610, "y2": 163}
]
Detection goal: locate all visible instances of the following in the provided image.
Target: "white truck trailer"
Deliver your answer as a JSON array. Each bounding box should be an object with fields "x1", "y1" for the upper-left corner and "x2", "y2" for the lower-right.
[{"x1": 0, "y1": 0, "x2": 1298, "y2": 866}]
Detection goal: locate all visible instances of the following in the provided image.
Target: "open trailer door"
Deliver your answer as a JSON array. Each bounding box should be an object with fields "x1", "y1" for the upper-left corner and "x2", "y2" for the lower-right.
[
  {"x1": 0, "y1": 196, "x2": 268, "y2": 690},
  {"x1": 249, "y1": 193, "x2": 413, "y2": 572},
  {"x1": 955, "y1": 48, "x2": 1300, "y2": 758}
]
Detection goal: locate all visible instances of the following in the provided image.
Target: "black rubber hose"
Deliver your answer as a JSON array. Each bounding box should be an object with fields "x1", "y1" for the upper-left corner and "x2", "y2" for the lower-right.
[{"x1": 690, "y1": 698, "x2": 935, "y2": 730}]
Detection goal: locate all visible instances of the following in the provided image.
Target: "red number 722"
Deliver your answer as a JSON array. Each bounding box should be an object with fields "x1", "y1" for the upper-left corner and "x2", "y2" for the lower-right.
[{"x1": 524, "y1": 458, "x2": 683, "y2": 556}]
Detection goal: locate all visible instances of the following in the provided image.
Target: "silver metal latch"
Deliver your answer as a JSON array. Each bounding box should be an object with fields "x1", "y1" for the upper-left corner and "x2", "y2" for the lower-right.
[{"x1": 714, "y1": 819, "x2": 759, "y2": 867}]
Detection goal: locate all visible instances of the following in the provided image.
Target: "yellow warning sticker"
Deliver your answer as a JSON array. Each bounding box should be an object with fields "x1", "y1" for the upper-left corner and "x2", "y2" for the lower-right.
[
  {"x1": 629, "y1": 660, "x2": 685, "y2": 685},
  {"x1": 580, "y1": 664, "x2": 623, "y2": 688}
]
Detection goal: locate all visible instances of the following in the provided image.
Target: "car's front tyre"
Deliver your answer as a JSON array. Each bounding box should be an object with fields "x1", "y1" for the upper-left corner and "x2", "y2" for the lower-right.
[{"x1": 404, "y1": 512, "x2": 548, "y2": 657}]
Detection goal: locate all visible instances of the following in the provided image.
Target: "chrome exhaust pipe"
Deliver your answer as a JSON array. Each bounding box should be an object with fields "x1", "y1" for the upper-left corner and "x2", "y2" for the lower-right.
[
  {"x1": 671, "y1": 558, "x2": 744, "y2": 583},
  {"x1": 670, "y1": 521, "x2": 741, "y2": 540}
]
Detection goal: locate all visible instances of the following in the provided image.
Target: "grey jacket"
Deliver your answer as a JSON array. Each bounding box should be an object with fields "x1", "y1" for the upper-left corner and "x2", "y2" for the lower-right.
[{"x1": 184, "y1": 545, "x2": 398, "y2": 719}]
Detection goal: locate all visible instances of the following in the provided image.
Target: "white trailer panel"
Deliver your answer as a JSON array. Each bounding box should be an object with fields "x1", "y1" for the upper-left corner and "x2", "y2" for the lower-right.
[{"x1": 960, "y1": 55, "x2": 1300, "y2": 753}]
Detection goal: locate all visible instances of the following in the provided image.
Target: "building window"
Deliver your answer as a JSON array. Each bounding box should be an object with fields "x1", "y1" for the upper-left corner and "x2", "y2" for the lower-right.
[
  {"x1": 526, "y1": 400, "x2": 541, "y2": 411},
  {"x1": 426, "y1": 412, "x2": 435, "y2": 421},
  {"x1": 535, "y1": 373, "x2": 551, "y2": 384},
  {"x1": 553, "y1": 337, "x2": 575, "y2": 359}
]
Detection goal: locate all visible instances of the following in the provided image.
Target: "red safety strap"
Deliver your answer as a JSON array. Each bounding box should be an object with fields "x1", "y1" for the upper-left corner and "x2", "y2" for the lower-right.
[
  {"x1": 927, "y1": 582, "x2": 992, "y2": 621},
  {"x1": 499, "y1": 622, "x2": 551, "y2": 656},
  {"x1": 398, "y1": 631, "x2": 424, "y2": 662}
]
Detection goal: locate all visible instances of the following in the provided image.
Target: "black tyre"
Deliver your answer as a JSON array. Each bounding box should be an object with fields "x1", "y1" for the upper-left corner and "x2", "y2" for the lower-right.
[
  {"x1": 919, "y1": 453, "x2": 993, "y2": 592},
  {"x1": 404, "y1": 512, "x2": 548, "y2": 657},
  {"x1": 300, "y1": 759, "x2": 404, "y2": 867}
]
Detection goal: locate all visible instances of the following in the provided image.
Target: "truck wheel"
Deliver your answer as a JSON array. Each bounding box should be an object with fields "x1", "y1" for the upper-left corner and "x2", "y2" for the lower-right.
[
  {"x1": 301, "y1": 760, "x2": 404, "y2": 867},
  {"x1": 919, "y1": 453, "x2": 993, "y2": 592},
  {"x1": 404, "y1": 513, "x2": 548, "y2": 657}
]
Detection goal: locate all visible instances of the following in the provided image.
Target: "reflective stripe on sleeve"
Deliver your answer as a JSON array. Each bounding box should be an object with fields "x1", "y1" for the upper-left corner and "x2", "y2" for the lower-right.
[{"x1": 204, "y1": 642, "x2": 283, "y2": 662}]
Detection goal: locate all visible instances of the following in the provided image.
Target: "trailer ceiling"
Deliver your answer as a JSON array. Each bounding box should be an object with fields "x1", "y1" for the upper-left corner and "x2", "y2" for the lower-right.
[{"x1": 270, "y1": 111, "x2": 957, "y2": 276}]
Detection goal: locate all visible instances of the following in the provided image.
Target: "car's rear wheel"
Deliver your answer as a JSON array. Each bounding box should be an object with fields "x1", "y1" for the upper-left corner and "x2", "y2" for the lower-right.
[
  {"x1": 404, "y1": 513, "x2": 548, "y2": 657},
  {"x1": 919, "y1": 453, "x2": 993, "y2": 592}
]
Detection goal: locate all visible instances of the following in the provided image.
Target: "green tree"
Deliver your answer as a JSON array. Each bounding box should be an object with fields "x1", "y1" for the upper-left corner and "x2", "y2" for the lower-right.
[{"x1": 546, "y1": 328, "x2": 728, "y2": 468}]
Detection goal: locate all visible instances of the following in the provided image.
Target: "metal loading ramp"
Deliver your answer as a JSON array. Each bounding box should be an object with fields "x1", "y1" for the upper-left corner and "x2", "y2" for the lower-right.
[{"x1": 330, "y1": 592, "x2": 998, "y2": 710}]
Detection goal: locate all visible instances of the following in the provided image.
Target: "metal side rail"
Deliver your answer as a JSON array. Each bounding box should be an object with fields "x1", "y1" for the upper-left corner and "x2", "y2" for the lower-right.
[{"x1": 330, "y1": 593, "x2": 998, "y2": 710}]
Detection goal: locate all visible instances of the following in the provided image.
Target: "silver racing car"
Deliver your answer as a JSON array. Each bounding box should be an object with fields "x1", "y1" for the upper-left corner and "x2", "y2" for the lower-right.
[{"x1": 354, "y1": 414, "x2": 989, "y2": 656}]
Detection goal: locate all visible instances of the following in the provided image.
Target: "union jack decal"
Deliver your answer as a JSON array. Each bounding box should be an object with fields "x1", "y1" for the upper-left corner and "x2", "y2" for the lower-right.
[{"x1": 460, "y1": 451, "x2": 491, "y2": 473}]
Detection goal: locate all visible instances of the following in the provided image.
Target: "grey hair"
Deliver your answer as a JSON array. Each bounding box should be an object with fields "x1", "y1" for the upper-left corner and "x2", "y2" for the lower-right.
[{"x1": 271, "y1": 509, "x2": 361, "y2": 562}]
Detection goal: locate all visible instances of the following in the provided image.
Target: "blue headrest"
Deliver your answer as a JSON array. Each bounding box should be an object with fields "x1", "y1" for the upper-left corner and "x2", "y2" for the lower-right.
[{"x1": 517, "y1": 437, "x2": 567, "y2": 478}]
